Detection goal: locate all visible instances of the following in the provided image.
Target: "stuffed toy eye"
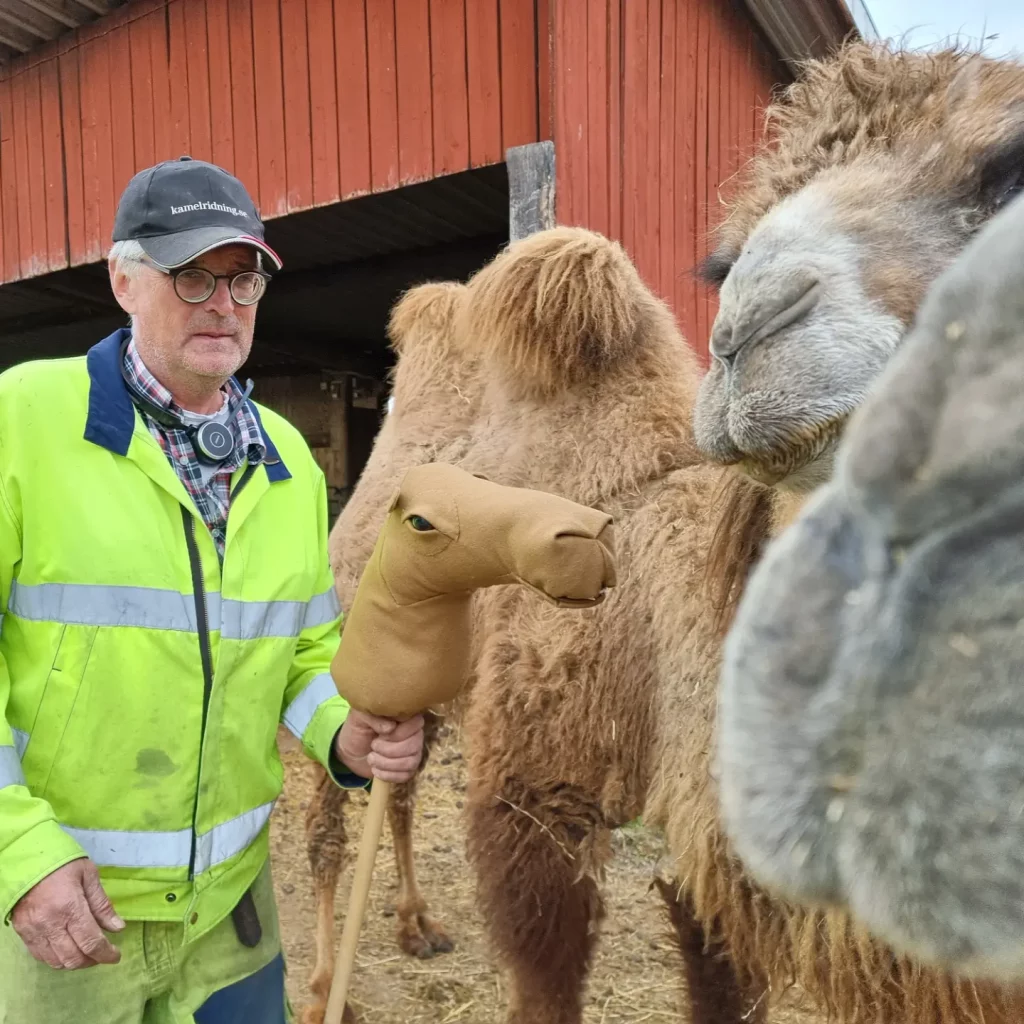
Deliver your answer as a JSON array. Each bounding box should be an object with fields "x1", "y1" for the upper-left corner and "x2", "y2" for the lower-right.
[{"x1": 407, "y1": 515, "x2": 436, "y2": 533}]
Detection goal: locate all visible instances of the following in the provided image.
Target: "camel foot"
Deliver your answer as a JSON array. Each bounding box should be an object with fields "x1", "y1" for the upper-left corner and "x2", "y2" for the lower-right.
[{"x1": 398, "y1": 912, "x2": 455, "y2": 959}]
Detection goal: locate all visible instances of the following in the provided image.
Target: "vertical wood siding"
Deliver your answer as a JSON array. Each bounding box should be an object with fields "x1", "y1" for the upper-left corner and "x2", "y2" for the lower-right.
[
  {"x1": 552, "y1": 0, "x2": 784, "y2": 363},
  {"x1": 0, "y1": 0, "x2": 539, "y2": 284}
]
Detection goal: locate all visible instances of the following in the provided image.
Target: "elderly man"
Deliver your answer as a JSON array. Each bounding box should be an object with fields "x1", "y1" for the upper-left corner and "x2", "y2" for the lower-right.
[{"x1": 0, "y1": 156, "x2": 425, "y2": 1022}]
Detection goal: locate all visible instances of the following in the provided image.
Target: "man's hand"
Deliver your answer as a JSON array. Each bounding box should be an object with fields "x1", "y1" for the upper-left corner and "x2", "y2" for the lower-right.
[
  {"x1": 11, "y1": 859, "x2": 125, "y2": 970},
  {"x1": 335, "y1": 710, "x2": 425, "y2": 783}
]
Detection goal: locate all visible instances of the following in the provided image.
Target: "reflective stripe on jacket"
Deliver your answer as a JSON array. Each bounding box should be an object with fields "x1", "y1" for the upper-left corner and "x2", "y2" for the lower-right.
[{"x1": 0, "y1": 328, "x2": 357, "y2": 945}]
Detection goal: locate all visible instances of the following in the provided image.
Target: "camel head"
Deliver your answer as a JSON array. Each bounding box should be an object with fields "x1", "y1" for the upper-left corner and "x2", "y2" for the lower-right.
[
  {"x1": 328, "y1": 281, "x2": 476, "y2": 602},
  {"x1": 331, "y1": 462, "x2": 617, "y2": 718},
  {"x1": 716, "y1": 191, "x2": 1024, "y2": 980},
  {"x1": 693, "y1": 41, "x2": 1024, "y2": 493},
  {"x1": 385, "y1": 280, "x2": 477, "y2": 427}
]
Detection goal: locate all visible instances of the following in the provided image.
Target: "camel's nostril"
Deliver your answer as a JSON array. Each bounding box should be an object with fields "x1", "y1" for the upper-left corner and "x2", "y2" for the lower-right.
[{"x1": 711, "y1": 276, "x2": 821, "y2": 361}]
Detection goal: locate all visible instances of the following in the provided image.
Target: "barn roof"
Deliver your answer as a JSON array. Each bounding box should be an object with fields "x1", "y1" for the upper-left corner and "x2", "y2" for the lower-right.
[
  {"x1": 0, "y1": 0, "x2": 127, "y2": 66},
  {"x1": 743, "y1": 0, "x2": 879, "y2": 67}
]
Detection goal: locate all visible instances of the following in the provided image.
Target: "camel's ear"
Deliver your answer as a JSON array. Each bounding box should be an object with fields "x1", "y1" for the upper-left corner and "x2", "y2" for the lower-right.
[{"x1": 386, "y1": 487, "x2": 402, "y2": 513}]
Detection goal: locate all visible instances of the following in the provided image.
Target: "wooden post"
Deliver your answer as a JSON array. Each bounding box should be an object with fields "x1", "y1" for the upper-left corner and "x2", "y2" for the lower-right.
[{"x1": 507, "y1": 140, "x2": 556, "y2": 241}]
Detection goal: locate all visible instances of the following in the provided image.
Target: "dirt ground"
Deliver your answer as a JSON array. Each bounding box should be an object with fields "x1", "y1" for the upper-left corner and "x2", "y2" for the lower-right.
[{"x1": 270, "y1": 724, "x2": 821, "y2": 1024}]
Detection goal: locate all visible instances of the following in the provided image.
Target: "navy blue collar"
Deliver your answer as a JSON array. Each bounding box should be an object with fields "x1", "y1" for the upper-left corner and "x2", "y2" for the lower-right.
[{"x1": 84, "y1": 329, "x2": 291, "y2": 482}]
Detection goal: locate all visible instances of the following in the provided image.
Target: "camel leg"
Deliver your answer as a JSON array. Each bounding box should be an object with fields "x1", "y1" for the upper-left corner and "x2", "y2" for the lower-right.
[
  {"x1": 302, "y1": 771, "x2": 356, "y2": 1024},
  {"x1": 654, "y1": 878, "x2": 767, "y2": 1024},
  {"x1": 467, "y1": 782, "x2": 608, "y2": 1024},
  {"x1": 389, "y1": 711, "x2": 454, "y2": 958}
]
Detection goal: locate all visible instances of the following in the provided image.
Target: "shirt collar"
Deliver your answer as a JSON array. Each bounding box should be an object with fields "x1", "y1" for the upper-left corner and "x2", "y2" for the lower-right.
[{"x1": 123, "y1": 334, "x2": 268, "y2": 465}]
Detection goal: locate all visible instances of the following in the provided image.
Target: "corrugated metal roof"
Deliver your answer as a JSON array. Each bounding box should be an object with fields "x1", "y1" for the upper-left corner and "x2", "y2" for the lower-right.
[
  {"x1": 0, "y1": 0, "x2": 126, "y2": 65},
  {"x1": 742, "y1": 0, "x2": 863, "y2": 65},
  {"x1": 262, "y1": 165, "x2": 510, "y2": 273}
]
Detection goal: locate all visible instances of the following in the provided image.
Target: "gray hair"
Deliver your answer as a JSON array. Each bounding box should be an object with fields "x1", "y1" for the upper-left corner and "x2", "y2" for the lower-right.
[
  {"x1": 107, "y1": 239, "x2": 264, "y2": 277},
  {"x1": 108, "y1": 239, "x2": 149, "y2": 278}
]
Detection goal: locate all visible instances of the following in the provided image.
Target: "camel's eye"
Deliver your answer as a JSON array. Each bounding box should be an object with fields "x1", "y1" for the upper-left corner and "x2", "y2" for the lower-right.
[
  {"x1": 407, "y1": 514, "x2": 436, "y2": 533},
  {"x1": 697, "y1": 248, "x2": 737, "y2": 289}
]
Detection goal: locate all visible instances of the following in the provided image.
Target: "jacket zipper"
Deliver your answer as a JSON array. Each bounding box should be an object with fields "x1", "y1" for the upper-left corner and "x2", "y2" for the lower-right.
[{"x1": 181, "y1": 508, "x2": 215, "y2": 881}]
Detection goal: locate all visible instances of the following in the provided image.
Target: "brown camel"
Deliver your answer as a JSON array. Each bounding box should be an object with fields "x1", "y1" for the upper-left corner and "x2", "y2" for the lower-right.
[
  {"x1": 683, "y1": 37, "x2": 1024, "y2": 1024},
  {"x1": 716, "y1": 189, "x2": 1024, "y2": 980},
  {"x1": 311, "y1": 215, "x2": 1024, "y2": 1024},
  {"x1": 301, "y1": 281, "x2": 480, "y2": 1024},
  {"x1": 448, "y1": 225, "x2": 773, "y2": 1024}
]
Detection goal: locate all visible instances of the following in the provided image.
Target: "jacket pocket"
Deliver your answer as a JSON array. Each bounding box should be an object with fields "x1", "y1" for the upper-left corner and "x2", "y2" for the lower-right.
[{"x1": 23, "y1": 624, "x2": 98, "y2": 800}]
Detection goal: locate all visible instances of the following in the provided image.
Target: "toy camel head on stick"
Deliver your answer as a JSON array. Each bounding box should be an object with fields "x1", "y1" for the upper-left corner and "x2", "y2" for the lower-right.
[
  {"x1": 323, "y1": 462, "x2": 617, "y2": 1024},
  {"x1": 330, "y1": 461, "x2": 617, "y2": 719}
]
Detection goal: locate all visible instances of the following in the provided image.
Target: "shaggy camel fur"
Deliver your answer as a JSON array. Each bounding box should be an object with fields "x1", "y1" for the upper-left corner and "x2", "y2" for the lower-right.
[
  {"x1": 302, "y1": 281, "x2": 478, "y2": 1024},
  {"x1": 718, "y1": 191, "x2": 1024, "y2": 982},
  {"x1": 450, "y1": 226, "x2": 754, "y2": 1024},
  {"x1": 684, "y1": 38, "x2": 1024, "y2": 1024}
]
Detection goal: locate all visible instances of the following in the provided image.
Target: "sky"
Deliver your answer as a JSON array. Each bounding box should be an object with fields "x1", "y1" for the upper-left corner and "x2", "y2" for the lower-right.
[{"x1": 863, "y1": 0, "x2": 1024, "y2": 57}]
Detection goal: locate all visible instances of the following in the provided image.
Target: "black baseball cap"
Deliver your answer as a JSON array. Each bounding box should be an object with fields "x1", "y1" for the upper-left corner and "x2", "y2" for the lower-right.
[{"x1": 112, "y1": 156, "x2": 283, "y2": 272}]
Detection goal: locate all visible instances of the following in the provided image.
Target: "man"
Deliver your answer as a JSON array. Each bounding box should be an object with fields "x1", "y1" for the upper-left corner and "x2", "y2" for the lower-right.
[{"x1": 0, "y1": 156, "x2": 425, "y2": 1022}]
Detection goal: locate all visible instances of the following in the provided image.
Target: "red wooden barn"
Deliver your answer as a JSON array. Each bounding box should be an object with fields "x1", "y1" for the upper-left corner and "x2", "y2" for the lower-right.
[{"x1": 0, "y1": 0, "x2": 872, "y2": 510}]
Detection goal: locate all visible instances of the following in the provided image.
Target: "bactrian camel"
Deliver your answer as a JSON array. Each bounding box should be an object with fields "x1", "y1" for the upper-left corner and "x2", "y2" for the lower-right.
[
  {"x1": 717, "y1": 189, "x2": 1024, "y2": 984},
  {"x1": 686, "y1": 36, "x2": 1024, "y2": 1024}
]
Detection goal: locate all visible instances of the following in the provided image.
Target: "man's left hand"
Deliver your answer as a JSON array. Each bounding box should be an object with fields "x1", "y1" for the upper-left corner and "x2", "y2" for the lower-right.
[{"x1": 334, "y1": 710, "x2": 425, "y2": 783}]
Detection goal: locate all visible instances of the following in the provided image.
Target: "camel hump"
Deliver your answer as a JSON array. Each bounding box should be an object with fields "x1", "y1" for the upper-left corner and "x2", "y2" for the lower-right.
[
  {"x1": 388, "y1": 280, "x2": 468, "y2": 354},
  {"x1": 459, "y1": 226, "x2": 667, "y2": 397}
]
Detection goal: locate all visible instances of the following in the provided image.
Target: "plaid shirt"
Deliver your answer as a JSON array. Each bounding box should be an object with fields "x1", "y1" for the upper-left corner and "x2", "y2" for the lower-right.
[{"x1": 123, "y1": 337, "x2": 266, "y2": 559}]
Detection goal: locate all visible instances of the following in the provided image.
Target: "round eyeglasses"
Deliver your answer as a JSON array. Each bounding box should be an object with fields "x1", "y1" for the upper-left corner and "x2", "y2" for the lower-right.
[{"x1": 168, "y1": 267, "x2": 270, "y2": 306}]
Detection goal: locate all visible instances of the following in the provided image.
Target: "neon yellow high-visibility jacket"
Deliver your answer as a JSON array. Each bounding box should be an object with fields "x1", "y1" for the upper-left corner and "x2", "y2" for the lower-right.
[{"x1": 0, "y1": 328, "x2": 362, "y2": 945}]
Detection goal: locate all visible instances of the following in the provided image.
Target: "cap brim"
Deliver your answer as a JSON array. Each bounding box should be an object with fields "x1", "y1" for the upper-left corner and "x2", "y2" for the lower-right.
[{"x1": 139, "y1": 226, "x2": 283, "y2": 272}]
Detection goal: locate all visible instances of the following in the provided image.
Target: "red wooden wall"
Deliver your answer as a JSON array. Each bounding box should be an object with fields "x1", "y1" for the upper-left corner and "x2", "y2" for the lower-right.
[
  {"x1": 0, "y1": 0, "x2": 540, "y2": 285},
  {"x1": 550, "y1": 0, "x2": 784, "y2": 363}
]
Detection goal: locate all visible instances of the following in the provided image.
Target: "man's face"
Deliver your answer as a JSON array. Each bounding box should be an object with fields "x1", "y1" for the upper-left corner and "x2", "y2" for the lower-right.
[{"x1": 110, "y1": 243, "x2": 260, "y2": 383}]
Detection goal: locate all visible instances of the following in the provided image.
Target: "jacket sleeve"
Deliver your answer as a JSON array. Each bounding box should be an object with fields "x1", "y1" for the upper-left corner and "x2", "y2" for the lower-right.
[
  {"x1": 279, "y1": 468, "x2": 369, "y2": 790},
  {"x1": 0, "y1": 441, "x2": 88, "y2": 925}
]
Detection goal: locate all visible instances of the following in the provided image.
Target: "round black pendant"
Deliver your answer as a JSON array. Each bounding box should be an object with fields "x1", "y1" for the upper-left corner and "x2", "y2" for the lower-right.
[{"x1": 194, "y1": 420, "x2": 235, "y2": 462}]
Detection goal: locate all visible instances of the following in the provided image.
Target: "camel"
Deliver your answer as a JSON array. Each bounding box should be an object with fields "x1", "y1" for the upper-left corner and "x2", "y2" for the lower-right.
[
  {"x1": 302, "y1": 280, "x2": 480, "y2": 1024},
  {"x1": 716, "y1": 189, "x2": 1024, "y2": 983},
  {"x1": 679, "y1": 36, "x2": 1024, "y2": 1023},
  {"x1": 448, "y1": 224, "x2": 747, "y2": 1024}
]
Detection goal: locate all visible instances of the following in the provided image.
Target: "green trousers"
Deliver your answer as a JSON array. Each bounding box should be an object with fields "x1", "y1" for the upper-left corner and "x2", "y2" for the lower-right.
[{"x1": 0, "y1": 858, "x2": 291, "y2": 1024}]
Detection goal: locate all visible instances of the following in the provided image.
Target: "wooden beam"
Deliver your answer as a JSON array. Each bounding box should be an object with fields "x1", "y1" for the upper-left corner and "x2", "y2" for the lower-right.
[
  {"x1": 506, "y1": 140, "x2": 555, "y2": 241},
  {"x1": 16, "y1": 0, "x2": 80, "y2": 30},
  {"x1": 0, "y1": 6, "x2": 57, "y2": 40},
  {"x1": 69, "y1": 0, "x2": 110, "y2": 17}
]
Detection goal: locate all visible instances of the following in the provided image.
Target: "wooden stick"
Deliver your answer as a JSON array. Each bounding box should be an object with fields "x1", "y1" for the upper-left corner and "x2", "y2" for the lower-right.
[{"x1": 323, "y1": 777, "x2": 392, "y2": 1024}]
